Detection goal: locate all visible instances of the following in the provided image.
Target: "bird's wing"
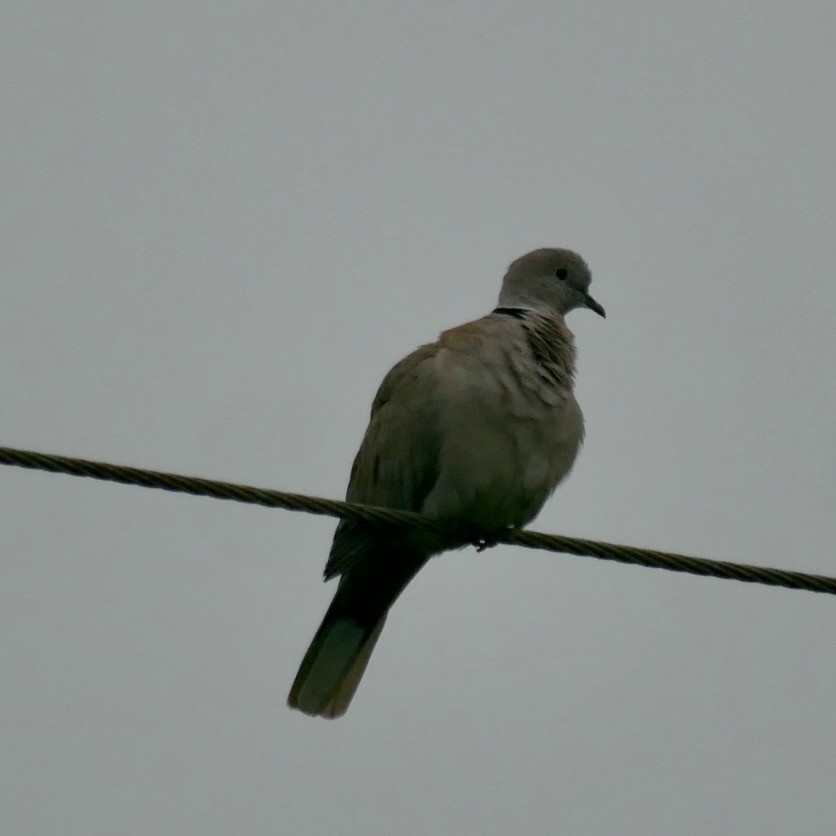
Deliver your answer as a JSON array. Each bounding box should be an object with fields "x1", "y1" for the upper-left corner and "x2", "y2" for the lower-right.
[{"x1": 324, "y1": 341, "x2": 443, "y2": 579}]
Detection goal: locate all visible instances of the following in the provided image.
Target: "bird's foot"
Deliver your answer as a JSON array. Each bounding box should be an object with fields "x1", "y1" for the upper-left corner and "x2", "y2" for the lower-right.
[{"x1": 471, "y1": 524, "x2": 521, "y2": 552}]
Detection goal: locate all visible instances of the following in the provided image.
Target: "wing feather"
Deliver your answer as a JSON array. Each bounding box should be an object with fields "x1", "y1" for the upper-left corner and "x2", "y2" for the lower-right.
[{"x1": 324, "y1": 342, "x2": 442, "y2": 579}]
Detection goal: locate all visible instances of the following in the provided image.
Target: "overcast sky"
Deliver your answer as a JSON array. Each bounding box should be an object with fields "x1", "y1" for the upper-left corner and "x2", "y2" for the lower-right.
[{"x1": 2, "y1": 2, "x2": 836, "y2": 834}]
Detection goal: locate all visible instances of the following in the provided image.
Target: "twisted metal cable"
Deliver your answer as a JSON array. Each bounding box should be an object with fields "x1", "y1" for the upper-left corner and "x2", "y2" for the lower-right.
[{"x1": 1, "y1": 444, "x2": 834, "y2": 596}]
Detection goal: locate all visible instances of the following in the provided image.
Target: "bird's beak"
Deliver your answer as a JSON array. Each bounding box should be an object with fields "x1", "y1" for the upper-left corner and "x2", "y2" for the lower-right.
[{"x1": 583, "y1": 293, "x2": 606, "y2": 318}]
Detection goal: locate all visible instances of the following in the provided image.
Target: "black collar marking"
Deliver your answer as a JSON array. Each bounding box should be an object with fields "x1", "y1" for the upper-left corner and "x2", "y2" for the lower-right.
[{"x1": 492, "y1": 307, "x2": 529, "y2": 319}]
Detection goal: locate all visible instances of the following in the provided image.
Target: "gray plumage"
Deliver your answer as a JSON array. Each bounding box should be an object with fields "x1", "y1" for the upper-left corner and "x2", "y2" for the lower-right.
[{"x1": 288, "y1": 248, "x2": 605, "y2": 718}]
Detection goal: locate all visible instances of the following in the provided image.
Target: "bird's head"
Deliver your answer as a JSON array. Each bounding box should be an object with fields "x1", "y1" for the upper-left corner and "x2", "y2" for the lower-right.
[{"x1": 498, "y1": 248, "x2": 605, "y2": 318}]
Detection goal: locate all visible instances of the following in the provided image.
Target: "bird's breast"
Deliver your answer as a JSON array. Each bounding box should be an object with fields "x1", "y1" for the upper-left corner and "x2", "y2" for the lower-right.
[{"x1": 421, "y1": 342, "x2": 584, "y2": 530}]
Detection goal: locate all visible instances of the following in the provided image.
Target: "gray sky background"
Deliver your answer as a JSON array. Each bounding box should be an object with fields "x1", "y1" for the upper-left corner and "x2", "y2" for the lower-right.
[{"x1": 2, "y1": 2, "x2": 835, "y2": 834}]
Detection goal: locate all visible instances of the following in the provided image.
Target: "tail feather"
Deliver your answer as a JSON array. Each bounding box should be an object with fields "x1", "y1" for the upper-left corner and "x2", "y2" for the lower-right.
[
  {"x1": 288, "y1": 550, "x2": 426, "y2": 718},
  {"x1": 288, "y1": 612, "x2": 386, "y2": 718}
]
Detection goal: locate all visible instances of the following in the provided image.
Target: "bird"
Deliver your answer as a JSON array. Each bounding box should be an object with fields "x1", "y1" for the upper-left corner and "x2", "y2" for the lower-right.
[{"x1": 288, "y1": 247, "x2": 605, "y2": 718}]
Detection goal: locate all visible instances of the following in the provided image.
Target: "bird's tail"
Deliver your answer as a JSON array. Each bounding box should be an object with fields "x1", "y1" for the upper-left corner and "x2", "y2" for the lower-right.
[
  {"x1": 287, "y1": 606, "x2": 387, "y2": 719},
  {"x1": 288, "y1": 553, "x2": 426, "y2": 718}
]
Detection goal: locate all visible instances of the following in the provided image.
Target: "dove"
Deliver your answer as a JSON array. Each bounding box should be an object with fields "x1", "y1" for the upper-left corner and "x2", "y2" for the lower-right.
[{"x1": 288, "y1": 248, "x2": 605, "y2": 717}]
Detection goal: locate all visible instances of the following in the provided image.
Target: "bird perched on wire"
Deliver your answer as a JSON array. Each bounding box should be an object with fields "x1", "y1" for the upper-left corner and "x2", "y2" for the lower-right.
[{"x1": 288, "y1": 248, "x2": 605, "y2": 717}]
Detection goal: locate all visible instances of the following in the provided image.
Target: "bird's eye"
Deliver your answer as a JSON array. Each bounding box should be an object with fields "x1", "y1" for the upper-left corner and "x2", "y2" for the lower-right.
[{"x1": 555, "y1": 268, "x2": 568, "y2": 280}]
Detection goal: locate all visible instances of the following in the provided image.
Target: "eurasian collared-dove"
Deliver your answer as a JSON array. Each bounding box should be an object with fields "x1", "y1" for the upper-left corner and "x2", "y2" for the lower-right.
[{"x1": 288, "y1": 248, "x2": 604, "y2": 717}]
